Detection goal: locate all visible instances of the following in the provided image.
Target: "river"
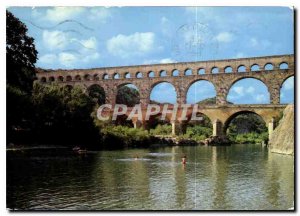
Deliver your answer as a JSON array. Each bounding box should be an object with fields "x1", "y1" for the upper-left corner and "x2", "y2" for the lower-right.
[{"x1": 7, "y1": 144, "x2": 294, "y2": 210}]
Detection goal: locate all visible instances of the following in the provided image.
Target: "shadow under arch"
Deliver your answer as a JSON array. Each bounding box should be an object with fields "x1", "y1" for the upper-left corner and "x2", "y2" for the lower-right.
[{"x1": 223, "y1": 110, "x2": 267, "y2": 135}]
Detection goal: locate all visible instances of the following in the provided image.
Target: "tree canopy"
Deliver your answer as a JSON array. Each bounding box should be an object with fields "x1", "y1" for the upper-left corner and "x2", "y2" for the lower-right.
[{"x1": 6, "y1": 10, "x2": 38, "y2": 92}]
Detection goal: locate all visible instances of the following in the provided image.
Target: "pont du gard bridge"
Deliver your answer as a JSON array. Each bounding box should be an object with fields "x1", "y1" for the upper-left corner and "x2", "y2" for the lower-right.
[{"x1": 36, "y1": 54, "x2": 294, "y2": 138}]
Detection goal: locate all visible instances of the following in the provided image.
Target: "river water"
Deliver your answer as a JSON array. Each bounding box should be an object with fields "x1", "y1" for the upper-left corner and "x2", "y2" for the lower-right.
[{"x1": 7, "y1": 144, "x2": 294, "y2": 210}]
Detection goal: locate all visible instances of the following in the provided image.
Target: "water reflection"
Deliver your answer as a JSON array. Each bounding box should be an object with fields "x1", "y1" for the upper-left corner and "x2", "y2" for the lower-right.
[{"x1": 7, "y1": 145, "x2": 294, "y2": 210}]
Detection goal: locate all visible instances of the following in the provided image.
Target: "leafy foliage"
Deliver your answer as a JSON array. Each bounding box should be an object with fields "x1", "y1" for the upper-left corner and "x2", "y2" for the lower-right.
[
  {"x1": 87, "y1": 85, "x2": 106, "y2": 105},
  {"x1": 116, "y1": 86, "x2": 140, "y2": 107},
  {"x1": 30, "y1": 83, "x2": 97, "y2": 144},
  {"x1": 182, "y1": 125, "x2": 212, "y2": 141},
  {"x1": 101, "y1": 125, "x2": 150, "y2": 148},
  {"x1": 6, "y1": 10, "x2": 37, "y2": 93},
  {"x1": 149, "y1": 124, "x2": 172, "y2": 135},
  {"x1": 226, "y1": 113, "x2": 268, "y2": 143}
]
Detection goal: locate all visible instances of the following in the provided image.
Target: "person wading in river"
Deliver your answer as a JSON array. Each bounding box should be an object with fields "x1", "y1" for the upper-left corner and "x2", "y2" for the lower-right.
[{"x1": 182, "y1": 155, "x2": 187, "y2": 164}]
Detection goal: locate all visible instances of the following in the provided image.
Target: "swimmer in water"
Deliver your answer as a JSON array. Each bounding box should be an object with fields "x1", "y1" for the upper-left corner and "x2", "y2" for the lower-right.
[
  {"x1": 135, "y1": 154, "x2": 139, "y2": 160},
  {"x1": 182, "y1": 155, "x2": 187, "y2": 164}
]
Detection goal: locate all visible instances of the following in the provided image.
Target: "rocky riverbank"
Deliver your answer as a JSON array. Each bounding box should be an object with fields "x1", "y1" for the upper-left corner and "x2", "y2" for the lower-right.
[{"x1": 269, "y1": 104, "x2": 294, "y2": 156}]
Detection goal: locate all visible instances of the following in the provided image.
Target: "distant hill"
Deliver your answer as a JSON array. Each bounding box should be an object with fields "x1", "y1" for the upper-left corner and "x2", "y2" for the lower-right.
[
  {"x1": 149, "y1": 100, "x2": 173, "y2": 105},
  {"x1": 196, "y1": 97, "x2": 233, "y2": 105}
]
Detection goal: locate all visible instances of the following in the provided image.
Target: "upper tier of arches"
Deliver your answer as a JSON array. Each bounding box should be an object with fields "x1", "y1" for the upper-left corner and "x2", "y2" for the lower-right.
[{"x1": 38, "y1": 55, "x2": 293, "y2": 83}]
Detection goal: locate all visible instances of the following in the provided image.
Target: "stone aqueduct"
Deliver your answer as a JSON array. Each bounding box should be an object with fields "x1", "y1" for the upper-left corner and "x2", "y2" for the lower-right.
[{"x1": 36, "y1": 54, "x2": 294, "y2": 138}]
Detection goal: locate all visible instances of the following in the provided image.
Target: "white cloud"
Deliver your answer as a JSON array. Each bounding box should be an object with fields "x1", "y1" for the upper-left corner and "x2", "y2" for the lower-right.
[
  {"x1": 255, "y1": 94, "x2": 267, "y2": 103},
  {"x1": 58, "y1": 52, "x2": 78, "y2": 67},
  {"x1": 159, "y1": 58, "x2": 176, "y2": 64},
  {"x1": 246, "y1": 86, "x2": 255, "y2": 94},
  {"x1": 215, "y1": 32, "x2": 234, "y2": 43},
  {"x1": 88, "y1": 7, "x2": 112, "y2": 23},
  {"x1": 42, "y1": 30, "x2": 69, "y2": 50},
  {"x1": 160, "y1": 16, "x2": 172, "y2": 37},
  {"x1": 82, "y1": 52, "x2": 100, "y2": 63},
  {"x1": 143, "y1": 58, "x2": 176, "y2": 64},
  {"x1": 44, "y1": 7, "x2": 85, "y2": 22},
  {"x1": 80, "y1": 37, "x2": 97, "y2": 50},
  {"x1": 38, "y1": 54, "x2": 57, "y2": 64},
  {"x1": 249, "y1": 37, "x2": 271, "y2": 49},
  {"x1": 232, "y1": 86, "x2": 244, "y2": 96},
  {"x1": 107, "y1": 32, "x2": 157, "y2": 58},
  {"x1": 250, "y1": 38, "x2": 258, "y2": 47},
  {"x1": 235, "y1": 52, "x2": 245, "y2": 58}
]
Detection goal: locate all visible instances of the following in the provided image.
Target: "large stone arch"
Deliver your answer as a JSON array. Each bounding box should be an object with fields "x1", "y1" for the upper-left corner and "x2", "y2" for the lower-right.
[
  {"x1": 87, "y1": 84, "x2": 106, "y2": 105},
  {"x1": 115, "y1": 82, "x2": 140, "y2": 106},
  {"x1": 149, "y1": 81, "x2": 178, "y2": 104},
  {"x1": 280, "y1": 74, "x2": 294, "y2": 89},
  {"x1": 226, "y1": 76, "x2": 270, "y2": 103},
  {"x1": 280, "y1": 75, "x2": 294, "y2": 104},
  {"x1": 223, "y1": 110, "x2": 267, "y2": 135},
  {"x1": 185, "y1": 78, "x2": 217, "y2": 104}
]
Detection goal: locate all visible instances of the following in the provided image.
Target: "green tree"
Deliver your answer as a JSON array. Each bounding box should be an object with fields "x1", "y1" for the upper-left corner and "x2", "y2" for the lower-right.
[
  {"x1": 6, "y1": 10, "x2": 38, "y2": 142},
  {"x1": 31, "y1": 83, "x2": 98, "y2": 146},
  {"x1": 6, "y1": 10, "x2": 38, "y2": 92},
  {"x1": 116, "y1": 86, "x2": 140, "y2": 107}
]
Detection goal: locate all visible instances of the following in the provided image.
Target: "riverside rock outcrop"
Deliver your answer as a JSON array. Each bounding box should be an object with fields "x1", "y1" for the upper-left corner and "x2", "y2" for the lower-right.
[{"x1": 269, "y1": 104, "x2": 294, "y2": 155}]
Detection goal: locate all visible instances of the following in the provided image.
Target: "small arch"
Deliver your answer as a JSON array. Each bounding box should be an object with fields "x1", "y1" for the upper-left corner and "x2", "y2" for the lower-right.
[
  {"x1": 113, "y1": 73, "x2": 120, "y2": 79},
  {"x1": 74, "y1": 75, "x2": 81, "y2": 81},
  {"x1": 279, "y1": 62, "x2": 289, "y2": 70},
  {"x1": 84, "y1": 74, "x2": 91, "y2": 81},
  {"x1": 93, "y1": 74, "x2": 99, "y2": 81},
  {"x1": 40, "y1": 77, "x2": 46, "y2": 83},
  {"x1": 125, "y1": 72, "x2": 131, "y2": 79},
  {"x1": 160, "y1": 70, "x2": 167, "y2": 77},
  {"x1": 57, "y1": 76, "x2": 64, "y2": 82},
  {"x1": 148, "y1": 71, "x2": 155, "y2": 78},
  {"x1": 251, "y1": 64, "x2": 260, "y2": 72},
  {"x1": 136, "y1": 72, "x2": 143, "y2": 78},
  {"x1": 172, "y1": 69, "x2": 179, "y2": 76},
  {"x1": 184, "y1": 69, "x2": 193, "y2": 76},
  {"x1": 238, "y1": 65, "x2": 246, "y2": 73},
  {"x1": 211, "y1": 67, "x2": 219, "y2": 74},
  {"x1": 49, "y1": 76, "x2": 55, "y2": 82},
  {"x1": 198, "y1": 68, "x2": 205, "y2": 75},
  {"x1": 66, "y1": 75, "x2": 72, "y2": 82},
  {"x1": 225, "y1": 66, "x2": 233, "y2": 73},
  {"x1": 264, "y1": 63, "x2": 274, "y2": 71},
  {"x1": 103, "y1": 74, "x2": 109, "y2": 80}
]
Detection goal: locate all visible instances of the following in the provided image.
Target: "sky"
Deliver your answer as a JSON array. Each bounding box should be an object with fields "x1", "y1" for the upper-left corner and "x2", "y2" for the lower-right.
[{"x1": 7, "y1": 6, "x2": 294, "y2": 104}]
